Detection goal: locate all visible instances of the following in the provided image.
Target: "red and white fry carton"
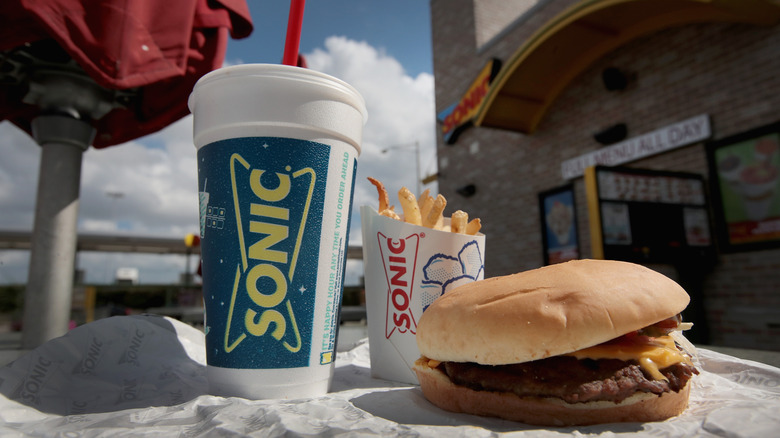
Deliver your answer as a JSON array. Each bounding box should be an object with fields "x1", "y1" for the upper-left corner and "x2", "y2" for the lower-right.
[{"x1": 360, "y1": 205, "x2": 486, "y2": 384}]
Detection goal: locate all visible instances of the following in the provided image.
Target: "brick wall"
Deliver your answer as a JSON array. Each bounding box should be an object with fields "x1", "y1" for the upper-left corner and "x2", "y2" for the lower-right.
[
  {"x1": 472, "y1": 0, "x2": 539, "y2": 48},
  {"x1": 431, "y1": 1, "x2": 780, "y2": 349}
]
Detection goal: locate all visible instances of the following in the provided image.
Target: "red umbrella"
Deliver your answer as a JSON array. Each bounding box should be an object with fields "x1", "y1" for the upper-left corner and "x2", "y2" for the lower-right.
[
  {"x1": 0, "y1": 0, "x2": 252, "y2": 348},
  {"x1": 1, "y1": 0, "x2": 252, "y2": 147}
]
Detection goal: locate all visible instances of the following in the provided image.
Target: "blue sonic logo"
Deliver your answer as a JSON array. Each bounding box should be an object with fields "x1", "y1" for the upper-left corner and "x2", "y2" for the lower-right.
[
  {"x1": 223, "y1": 153, "x2": 312, "y2": 356},
  {"x1": 199, "y1": 137, "x2": 329, "y2": 369}
]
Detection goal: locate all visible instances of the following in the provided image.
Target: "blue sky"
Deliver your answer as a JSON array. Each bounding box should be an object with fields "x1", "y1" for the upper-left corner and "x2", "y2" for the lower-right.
[
  {"x1": 0, "y1": 0, "x2": 438, "y2": 285},
  {"x1": 228, "y1": 1, "x2": 433, "y2": 76}
]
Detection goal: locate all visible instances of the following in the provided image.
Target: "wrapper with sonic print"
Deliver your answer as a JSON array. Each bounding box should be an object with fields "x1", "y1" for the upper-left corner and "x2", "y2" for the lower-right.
[{"x1": 360, "y1": 206, "x2": 486, "y2": 384}]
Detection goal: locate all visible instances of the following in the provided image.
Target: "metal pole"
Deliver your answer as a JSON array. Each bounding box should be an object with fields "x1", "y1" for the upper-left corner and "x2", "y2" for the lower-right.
[
  {"x1": 22, "y1": 114, "x2": 94, "y2": 349},
  {"x1": 382, "y1": 141, "x2": 422, "y2": 195}
]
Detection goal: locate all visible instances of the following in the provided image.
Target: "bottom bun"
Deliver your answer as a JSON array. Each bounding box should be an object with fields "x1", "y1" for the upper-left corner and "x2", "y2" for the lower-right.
[{"x1": 413, "y1": 358, "x2": 691, "y2": 427}]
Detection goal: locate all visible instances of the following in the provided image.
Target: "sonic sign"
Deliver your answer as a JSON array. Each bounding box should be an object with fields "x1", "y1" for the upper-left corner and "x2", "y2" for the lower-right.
[{"x1": 438, "y1": 58, "x2": 501, "y2": 144}]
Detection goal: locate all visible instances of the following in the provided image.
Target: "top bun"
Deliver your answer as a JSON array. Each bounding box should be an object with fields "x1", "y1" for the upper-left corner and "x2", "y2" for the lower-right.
[{"x1": 416, "y1": 259, "x2": 690, "y2": 365}]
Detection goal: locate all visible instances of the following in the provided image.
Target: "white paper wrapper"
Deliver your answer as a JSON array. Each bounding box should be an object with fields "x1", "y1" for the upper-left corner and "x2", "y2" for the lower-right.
[
  {"x1": 2, "y1": 315, "x2": 780, "y2": 437},
  {"x1": 360, "y1": 206, "x2": 486, "y2": 384}
]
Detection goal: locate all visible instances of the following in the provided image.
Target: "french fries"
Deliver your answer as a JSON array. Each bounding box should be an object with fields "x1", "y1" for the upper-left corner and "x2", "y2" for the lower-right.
[
  {"x1": 368, "y1": 177, "x2": 401, "y2": 220},
  {"x1": 451, "y1": 210, "x2": 468, "y2": 234},
  {"x1": 367, "y1": 178, "x2": 482, "y2": 235},
  {"x1": 367, "y1": 177, "x2": 389, "y2": 212},
  {"x1": 423, "y1": 194, "x2": 447, "y2": 229},
  {"x1": 450, "y1": 210, "x2": 482, "y2": 235},
  {"x1": 418, "y1": 189, "x2": 434, "y2": 219},
  {"x1": 466, "y1": 218, "x2": 482, "y2": 235},
  {"x1": 398, "y1": 187, "x2": 422, "y2": 226}
]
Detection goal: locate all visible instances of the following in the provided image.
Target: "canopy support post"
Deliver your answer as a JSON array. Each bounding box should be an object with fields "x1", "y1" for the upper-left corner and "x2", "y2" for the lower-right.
[{"x1": 22, "y1": 114, "x2": 94, "y2": 349}]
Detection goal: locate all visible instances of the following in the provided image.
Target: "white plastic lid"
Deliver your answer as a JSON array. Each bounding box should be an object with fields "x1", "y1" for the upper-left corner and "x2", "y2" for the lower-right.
[{"x1": 189, "y1": 64, "x2": 367, "y2": 152}]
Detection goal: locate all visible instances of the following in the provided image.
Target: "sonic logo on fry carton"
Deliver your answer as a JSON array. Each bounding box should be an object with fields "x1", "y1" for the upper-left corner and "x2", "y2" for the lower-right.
[
  {"x1": 378, "y1": 232, "x2": 421, "y2": 338},
  {"x1": 376, "y1": 229, "x2": 486, "y2": 339}
]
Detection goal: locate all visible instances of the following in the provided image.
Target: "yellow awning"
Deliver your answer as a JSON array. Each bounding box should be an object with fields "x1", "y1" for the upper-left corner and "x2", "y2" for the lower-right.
[{"x1": 474, "y1": 0, "x2": 780, "y2": 134}]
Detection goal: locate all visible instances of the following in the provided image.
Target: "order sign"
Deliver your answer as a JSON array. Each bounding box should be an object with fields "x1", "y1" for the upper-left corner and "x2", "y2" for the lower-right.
[{"x1": 562, "y1": 115, "x2": 711, "y2": 179}]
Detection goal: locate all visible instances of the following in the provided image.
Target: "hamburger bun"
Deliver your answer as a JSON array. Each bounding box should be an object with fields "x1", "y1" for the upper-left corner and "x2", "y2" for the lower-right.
[
  {"x1": 416, "y1": 259, "x2": 690, "y2": 364},
  {"x1": 413, "y1": 259, "x2": 696, "y2": 426},
  {"x1": 414, "y1": 357, "x2": 692, "y2": 427}
]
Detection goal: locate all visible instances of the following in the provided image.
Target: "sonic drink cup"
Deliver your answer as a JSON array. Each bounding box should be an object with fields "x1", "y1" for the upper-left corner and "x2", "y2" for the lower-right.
[
  {"x1": 360, "y1": 206, "x2": 486, "y2": 384},
  {"x1": 189, "y1": 64, "x2": 367, "y2": 399}
]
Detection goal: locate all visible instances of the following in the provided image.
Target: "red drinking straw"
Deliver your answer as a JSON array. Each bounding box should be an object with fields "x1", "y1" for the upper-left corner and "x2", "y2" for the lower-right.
[{"x1": 282, "y1": 0, "x2": 306, "y2": 66}]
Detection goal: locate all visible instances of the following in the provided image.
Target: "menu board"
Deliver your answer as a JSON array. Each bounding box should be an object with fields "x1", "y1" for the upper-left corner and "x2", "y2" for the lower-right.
[
  {"x1": 706, "y1": 122, "x2": 780, "y2": 252},
  {"x1": 585, "y1": 166, "x2": 716, "y2": 264},
  {"x1": 596, "y1": 171, "x2": 706, "y2": 205}
]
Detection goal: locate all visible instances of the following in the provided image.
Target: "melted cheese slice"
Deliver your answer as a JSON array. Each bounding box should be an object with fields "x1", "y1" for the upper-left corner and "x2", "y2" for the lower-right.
[{"x1": 565, "y1": 336, "x2": 690, "y2": 381}]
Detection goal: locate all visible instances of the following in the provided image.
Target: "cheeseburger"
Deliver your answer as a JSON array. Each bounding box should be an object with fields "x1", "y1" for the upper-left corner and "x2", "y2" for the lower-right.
[{"x1": 413, "y1": 259, "x2": 698, "y2": 426}]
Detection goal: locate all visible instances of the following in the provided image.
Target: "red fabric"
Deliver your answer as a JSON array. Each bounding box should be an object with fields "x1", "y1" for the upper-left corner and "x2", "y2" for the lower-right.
[{"x1": 0, "y1": 0, "x2": 252, "y2": 148}]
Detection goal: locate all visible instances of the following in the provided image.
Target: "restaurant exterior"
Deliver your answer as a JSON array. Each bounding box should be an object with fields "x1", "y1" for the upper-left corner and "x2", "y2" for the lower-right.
[{"x1": 430, "y1": 0, "x2": 780, "y2": 349}]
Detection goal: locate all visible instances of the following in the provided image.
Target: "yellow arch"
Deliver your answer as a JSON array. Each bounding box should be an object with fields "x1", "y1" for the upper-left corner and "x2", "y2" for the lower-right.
[{"x1": 474, "y1": 0, "x2": 780, "y2": 134}]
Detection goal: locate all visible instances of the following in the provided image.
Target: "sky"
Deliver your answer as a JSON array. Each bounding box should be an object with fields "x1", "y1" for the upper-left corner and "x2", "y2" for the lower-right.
[{"x1": 0, "y1": 0, "x2": 437, "y2": 286}]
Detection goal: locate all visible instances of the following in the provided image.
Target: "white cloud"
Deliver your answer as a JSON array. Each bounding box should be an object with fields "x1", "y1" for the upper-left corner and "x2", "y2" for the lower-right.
[
  {"x1": 0, "y1": 123, "x2": 41, "y2": 227},
  {"x1": 0, "y1": 36, "x2": 436, "y2": 286},
  {"x1": 308, "y1": 36, "x2": 438, "y2": 242},
  {"x1": 78, "y1": 117, "x2": 199, "y2": 237}
]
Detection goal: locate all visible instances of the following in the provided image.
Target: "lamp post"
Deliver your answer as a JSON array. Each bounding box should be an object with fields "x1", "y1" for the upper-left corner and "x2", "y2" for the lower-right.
[{"x1": 381, "y1": 141, "x2": 421, "y2": 195}]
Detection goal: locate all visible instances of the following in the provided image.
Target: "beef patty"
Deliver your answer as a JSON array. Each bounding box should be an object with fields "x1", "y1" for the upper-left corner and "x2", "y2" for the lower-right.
[{"x1": 442, "y1": 355, "x2": 698, "y2": 404}]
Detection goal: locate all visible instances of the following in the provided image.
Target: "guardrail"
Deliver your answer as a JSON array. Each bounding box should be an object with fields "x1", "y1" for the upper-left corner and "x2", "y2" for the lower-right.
[{"x1": 0, "y1": 230, "x2": 364, "y2": 259}]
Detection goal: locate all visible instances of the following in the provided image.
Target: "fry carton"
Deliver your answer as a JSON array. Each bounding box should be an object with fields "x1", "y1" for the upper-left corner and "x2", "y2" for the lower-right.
[{"x1": 360, "y1": 205, "x2": 486, "y2": 384}]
